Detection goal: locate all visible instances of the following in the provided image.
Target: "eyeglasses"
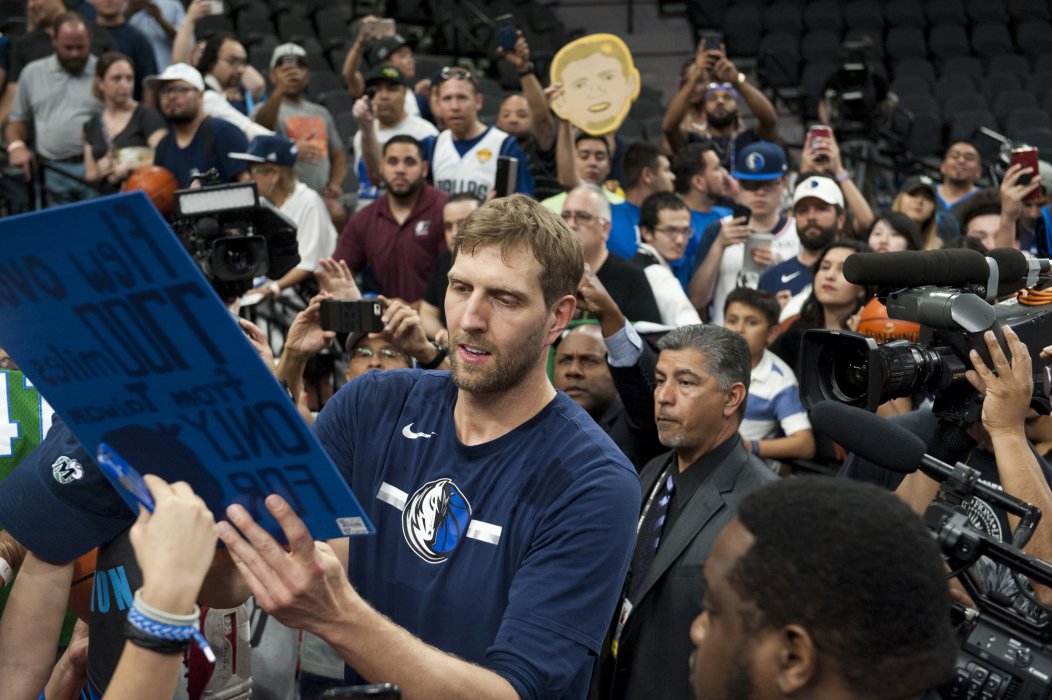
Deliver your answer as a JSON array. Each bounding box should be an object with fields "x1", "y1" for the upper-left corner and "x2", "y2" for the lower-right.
[
  {"x1": 222, "y1": 57, "x2": 248, "y2": 68},
  {"x1": 561, "y1": 210, "x2": 598, "y2": 224},
  {"x1": 437, "y1": 66, "x2": 476, "y2": 85},
  {"x1": 158, "y1": 85, "x2": 196, "y2": 97},
  {"x1": 353, "y1": 346, "x2": 406, "y2": 360},
  {"x1": 653, "y1": 226, "x2": 692, "y2": 240},
  {"x1": 739, "y1": 179, "x2": 779, "y2": 191}
]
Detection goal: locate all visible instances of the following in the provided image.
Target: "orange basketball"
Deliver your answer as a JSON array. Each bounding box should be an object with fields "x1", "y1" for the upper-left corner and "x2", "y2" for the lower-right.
[
  {"x1": 857, "y1": 297, "x2": 920, "y2": 343},
  {"x1": 123, "y1": 165, "x2": 179, "y2": 217},
  {"x1": 69, "y1": 548, "x2": 97, "y2": 621}
]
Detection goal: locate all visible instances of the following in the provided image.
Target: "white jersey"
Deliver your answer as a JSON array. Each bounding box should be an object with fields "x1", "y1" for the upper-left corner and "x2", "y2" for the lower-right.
[
  {"x1": 430, "y1": 126, "x2": 509, "y2": 198},
  {"x1": 710, "y1": 217, "x2": 798, "y2": 326}
]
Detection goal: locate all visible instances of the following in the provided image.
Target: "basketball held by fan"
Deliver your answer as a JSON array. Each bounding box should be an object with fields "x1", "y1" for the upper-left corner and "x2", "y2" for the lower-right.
[
  {"x1": 122, "y1": 165, "x2": 179, "y2": 218},
  {"x1": 857, "y1": 297, "x2": 920, "y2": 343}
]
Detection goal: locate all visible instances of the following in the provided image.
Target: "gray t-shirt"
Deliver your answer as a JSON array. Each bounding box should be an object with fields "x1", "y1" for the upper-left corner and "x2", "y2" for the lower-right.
[
  {"x1": 271, "y1": 99, "x2": 344, "y2": 194},
  {"x1": 10, "y1": 54, "x2": 100, "y2": 160}
]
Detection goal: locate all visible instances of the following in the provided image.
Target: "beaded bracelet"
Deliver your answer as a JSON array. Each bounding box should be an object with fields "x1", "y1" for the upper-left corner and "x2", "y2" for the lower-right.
[{"x1": 127, "y1": 589, "x2": 216, "y2": 662}]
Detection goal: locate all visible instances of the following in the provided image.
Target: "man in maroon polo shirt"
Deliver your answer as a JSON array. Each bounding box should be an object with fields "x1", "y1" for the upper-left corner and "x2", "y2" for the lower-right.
[{"x1": 333, "y1": 134, "x2": 447, "y2": 301}]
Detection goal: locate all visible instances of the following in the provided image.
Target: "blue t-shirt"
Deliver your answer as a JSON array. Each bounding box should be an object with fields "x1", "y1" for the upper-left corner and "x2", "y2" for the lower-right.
[
  {"x1": 758, "y1": 257, "x2": 811, "y2": 296},
  {"x1": 421, "y1": 128, "x2": 535, "y2": 197},
  {"x1": 671, "y1": 206, "x2": 732, "y2": 290},
  {"x1": 608, "y1": 201, "x2": 640, "y2": 260},
  {"x1": 154, "y1": 117, "x2": 249, "y2": 188},
  {"x1": 312, "y1": 370, "x2": 640, "y2": 699}
]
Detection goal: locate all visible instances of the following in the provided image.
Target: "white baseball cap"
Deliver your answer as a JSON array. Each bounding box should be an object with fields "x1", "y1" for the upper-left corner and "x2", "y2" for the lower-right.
[
  {"x1": 144, "y1": 63, "x2": 205, "y2": 92},
  {"x1": 792, "y1": 175, "x2": 844, "y2": 208}
]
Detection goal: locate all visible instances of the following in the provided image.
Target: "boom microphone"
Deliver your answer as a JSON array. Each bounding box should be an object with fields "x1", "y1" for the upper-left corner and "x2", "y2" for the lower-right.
[
  {"x1": 809, "y1": 400, "x2": 924, "y2": 474},
  {"x1": 843, "y1": 249, "x2": 990, "y2": 289}
]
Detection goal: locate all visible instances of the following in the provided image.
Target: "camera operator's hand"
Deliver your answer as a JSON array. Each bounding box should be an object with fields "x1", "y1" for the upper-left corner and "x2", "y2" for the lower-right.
[
  {"x1": 966, "y1": 327, "x2": 1032, "y2": 437},
  {"x1": 352, "y1": 96, "x2": 376, "y2": 128},
  {"x1": 497, "y1": 30, "x2": 530, "y2": 73},
  {"x1": 716, "y1": 215, "x2": 750, "y2": 248},
  {"x1": 284, "y1": 293, "x2": 337, "y2": 358},
  {"x1": 577, "y1": 264, "x2": 626, "y2": 337},
  {"x1": 999, "y1": 163, "x2": 1041, "y2": 224},
  {"x1": 376, "y1": 295, "x2": 434, "y2": 363},
  {"x1": 315, "y1": 258, "x2": 362, "y2": 300}
]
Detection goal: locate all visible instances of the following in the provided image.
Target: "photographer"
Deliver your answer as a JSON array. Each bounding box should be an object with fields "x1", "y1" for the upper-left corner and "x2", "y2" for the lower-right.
[
  {"x1": 844, "y1": 326, "x2": 1052, "y2": 610},
  {"x1": 661, "y1": 39, "x2": 778, "y2": 166}
]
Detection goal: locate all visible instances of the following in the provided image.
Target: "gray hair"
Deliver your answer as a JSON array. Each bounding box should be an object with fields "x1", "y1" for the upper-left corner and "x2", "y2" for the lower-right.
[
  {"x1": 570, "y1": 183, "x2": 612, "y2": 223},
  {"x1": 657, "y1": 324, "x2": 751, "y2": 395}
]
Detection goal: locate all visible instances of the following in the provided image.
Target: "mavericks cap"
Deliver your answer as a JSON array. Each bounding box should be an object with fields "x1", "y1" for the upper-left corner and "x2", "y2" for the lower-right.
[
  {"x1": 732, "y1": 141, "x2": 787, "y2": 181},
  {"x1": 373, "y1": 35, "x2": 410, "y2": 63},
  {"x1": 792, "y1": 175, "x2": 845, "y2": 208},
  {"x1": 365, "y1": 64, "x2": 407, "y2": 88},
  {"x1": 0, "y1": 416, "x2": 135, "y2": 561},
  {"x1": 270, "y1": 42, "x2": 308, "y2": 69},
  {"x1": 899, "y1": 174, "x2": 937, "y2": 199},
  {"x1": 228, "y1": 135, "x2": 299, "y2": 167},
  {"x1": 144, "y1": 62, "x2": 205, "y2": 92}
]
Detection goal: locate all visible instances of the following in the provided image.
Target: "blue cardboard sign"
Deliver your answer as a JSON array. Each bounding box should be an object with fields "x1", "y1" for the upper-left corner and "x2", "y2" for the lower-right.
[{"x1": 0, "y1": 192, "x2": 373, "y2": 540}]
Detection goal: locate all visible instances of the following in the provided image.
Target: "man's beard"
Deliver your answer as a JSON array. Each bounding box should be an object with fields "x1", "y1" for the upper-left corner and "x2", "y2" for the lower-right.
[
  {"x1": 448, "y1": 321, "x2": 546, "y2": 394},
  {"x1": 706, "y1": 110, "x2": 737, "y2": 130},
  {"x1": 163, "y1": 108, "x2": 198, "y2": 125},
  {"x1": 799, "y1": 222, "x2": 838, "y2": 251},
  {"x1": 384, "y1": 175, "x2": 425, "y2": 199},
  {"x1": 58, "y1": 54, "x2": 88, "y2": 76}
]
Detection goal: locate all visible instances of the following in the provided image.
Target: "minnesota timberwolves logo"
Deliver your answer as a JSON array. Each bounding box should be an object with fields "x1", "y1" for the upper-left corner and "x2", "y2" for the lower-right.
[{"x1": 402, "y1": 478, "x2": 472, "y2": 563}]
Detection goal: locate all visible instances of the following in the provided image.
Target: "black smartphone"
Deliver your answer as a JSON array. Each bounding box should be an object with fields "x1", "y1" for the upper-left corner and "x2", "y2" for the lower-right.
[
  {"x1": 495, "y1": 14, "x2": 517, "y2": 52},
  {"x1": 699, "y1": 30, "x2": 723, "y2": 51},
  {"x1": 321, "y1": 685, "x2": 401, "y2": 700},
  {"x1": 730, "y1": 203, "x2": 752, "y2": 224},
  {"x1": 319, "y1": 300, "x2": 384, "y2": 334},
  {"x1": 495, "y1": 155, "x2": 518, "y2": 197}
]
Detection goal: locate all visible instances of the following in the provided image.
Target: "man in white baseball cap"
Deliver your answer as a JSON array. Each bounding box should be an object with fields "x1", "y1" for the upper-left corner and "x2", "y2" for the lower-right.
[
  {"x1": 147, "y1": 63, "x2": 251, "y2": 187},
  {"x1": 757, "y1": 173, "x2": 847, "y2": 304}
]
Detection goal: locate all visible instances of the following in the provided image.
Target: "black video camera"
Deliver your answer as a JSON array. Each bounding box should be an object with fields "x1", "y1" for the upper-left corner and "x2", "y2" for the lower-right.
[
  {"x1": 169, "y1": 180, "x2": 300, "y2": 301},
  {"x1": 801, "y1": 289, "x2": 1052, "y2": 422}
]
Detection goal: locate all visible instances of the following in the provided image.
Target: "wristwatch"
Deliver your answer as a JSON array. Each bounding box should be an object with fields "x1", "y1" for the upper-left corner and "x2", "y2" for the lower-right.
[
  {"x1": 518, "y1": 61, "x2": 536, "y2": 78},
  {"x1": 418, "y1": 342, "x2": 448, "y2": 369},
  {"x1": 736, "y1": 72, "x2": 746, "y2": 87}
]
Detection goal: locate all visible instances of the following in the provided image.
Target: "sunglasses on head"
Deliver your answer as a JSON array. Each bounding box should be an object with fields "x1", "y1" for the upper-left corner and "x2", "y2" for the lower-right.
[{"x1": 436, "y1": 66, "x2": 477, "y2": 85}]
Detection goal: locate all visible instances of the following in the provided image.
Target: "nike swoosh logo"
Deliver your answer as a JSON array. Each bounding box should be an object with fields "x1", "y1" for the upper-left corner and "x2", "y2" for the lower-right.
[
  {"x1": 402, "y1": 423, "x2": 436, "y2": 440},
  {"x1": 781, "y1": 271, "x2": 802, "y2": 283}
]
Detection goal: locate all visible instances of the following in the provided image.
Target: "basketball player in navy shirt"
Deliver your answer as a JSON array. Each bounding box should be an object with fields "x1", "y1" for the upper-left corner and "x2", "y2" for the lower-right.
[{"x1": 219, "y1": 195, "x2": 639, "y2": 699}]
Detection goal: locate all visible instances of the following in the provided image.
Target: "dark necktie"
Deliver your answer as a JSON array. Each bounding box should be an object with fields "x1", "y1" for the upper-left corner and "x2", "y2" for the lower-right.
[{"x1": 628, "y1": 472, "x2": 675, "y2": 601}]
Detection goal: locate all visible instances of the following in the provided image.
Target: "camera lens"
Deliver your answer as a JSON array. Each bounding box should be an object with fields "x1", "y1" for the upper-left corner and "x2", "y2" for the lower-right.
[
  {"x1": 223, "y1": 245, "x2": 257, "y2": 276},
  {"x1": 831, "y1": 350, "x2": 870, "y2": 402}
]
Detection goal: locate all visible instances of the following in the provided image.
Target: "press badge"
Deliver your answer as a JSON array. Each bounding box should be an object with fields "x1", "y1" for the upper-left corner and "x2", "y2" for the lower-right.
[{"x1": 611, "y1": 598, "x2": 632, "y2": 658}]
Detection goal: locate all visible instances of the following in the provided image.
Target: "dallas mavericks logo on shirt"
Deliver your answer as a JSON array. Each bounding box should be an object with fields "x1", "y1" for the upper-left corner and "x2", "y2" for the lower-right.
[{"x1": 402, "y1": 478, "x2": 473, "y2": 563}]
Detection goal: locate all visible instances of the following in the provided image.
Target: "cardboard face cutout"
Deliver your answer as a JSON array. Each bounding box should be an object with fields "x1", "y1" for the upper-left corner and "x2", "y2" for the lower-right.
[{"x1": 550, "y1": 34, "x2": 640, "y2": 136}]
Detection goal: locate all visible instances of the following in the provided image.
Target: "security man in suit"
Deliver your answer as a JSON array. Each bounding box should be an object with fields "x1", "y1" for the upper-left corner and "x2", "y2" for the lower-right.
[{"x1": 592, "y1": 324, "x2": 778, "y2": 700}]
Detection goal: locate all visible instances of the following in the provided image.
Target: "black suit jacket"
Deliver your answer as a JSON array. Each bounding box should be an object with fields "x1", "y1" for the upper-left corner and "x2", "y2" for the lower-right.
[{"x1": 592, "y1": 443, "x2": 778, "y2": 700}]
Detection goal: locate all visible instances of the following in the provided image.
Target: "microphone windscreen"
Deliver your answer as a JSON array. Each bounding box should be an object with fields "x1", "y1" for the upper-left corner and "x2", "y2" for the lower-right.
[
  {"x1": 843, "y1": 249, "x2": 990, "y2": 288},
  {"x1": 987, "y1": 247, "x2": 1029, "y2": 280},
  {"x1": 810, "y1": 400, "x2": 925, "y2": 474}
]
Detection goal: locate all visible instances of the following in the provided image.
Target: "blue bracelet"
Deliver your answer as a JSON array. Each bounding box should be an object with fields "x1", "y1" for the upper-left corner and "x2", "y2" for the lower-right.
[
  {"x1": 751, "y1": 440, "x2": 762, "y2": 456},
  {"x1": 128, "y1": 604, "x2": 216, "y2": 662}
]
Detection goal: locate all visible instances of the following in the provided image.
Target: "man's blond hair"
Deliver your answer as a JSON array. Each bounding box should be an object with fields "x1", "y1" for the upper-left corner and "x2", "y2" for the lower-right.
[{"x1": 453, "y1": 194, "x2": 583, "y2": 308}]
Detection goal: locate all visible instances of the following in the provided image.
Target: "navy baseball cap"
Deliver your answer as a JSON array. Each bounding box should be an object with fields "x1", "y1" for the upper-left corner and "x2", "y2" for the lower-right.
[
  {"x1": 733, "y1": 141, "x2": 788, "y2": 181},
  {"x1": 0, "y1": 416, "x2": 134, "y2": 562},
  {"x1": 373, "y1": 35, "x2": 410, "y2": 63},
  {"x1": 228, "y1": 135, "x2": 299, "y2": 167}
]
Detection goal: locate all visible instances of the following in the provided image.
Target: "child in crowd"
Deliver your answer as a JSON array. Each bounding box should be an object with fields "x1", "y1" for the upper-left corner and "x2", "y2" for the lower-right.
[{"x1": 723, "y1": 287, "x2": 815, "y2": 472}]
